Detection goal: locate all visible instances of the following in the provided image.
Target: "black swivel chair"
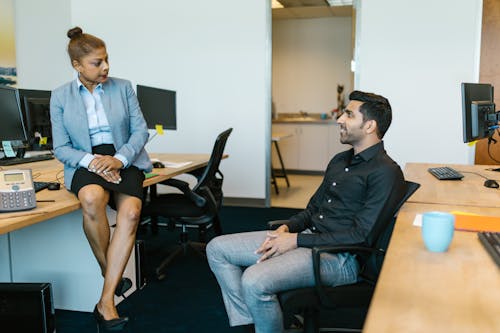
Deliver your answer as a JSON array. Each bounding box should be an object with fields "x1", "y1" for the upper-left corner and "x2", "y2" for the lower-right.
[
  {"x1": 269, "y1": 180, "x2": 420, "y2": 333},
  {"x1": 143, "y1": 128, "x2": 232, "y2": 280}
]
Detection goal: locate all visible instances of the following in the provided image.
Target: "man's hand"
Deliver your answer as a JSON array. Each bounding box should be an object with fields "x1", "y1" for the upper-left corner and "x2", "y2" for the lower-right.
[{"x1": 255, "y1": 225, "x2": 297, "y2": 263}]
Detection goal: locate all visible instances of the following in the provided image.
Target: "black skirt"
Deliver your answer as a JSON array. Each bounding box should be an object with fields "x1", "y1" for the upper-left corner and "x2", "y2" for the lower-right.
[{"x1": 70, "y1": 144, "x2": 145, "y2": 209}]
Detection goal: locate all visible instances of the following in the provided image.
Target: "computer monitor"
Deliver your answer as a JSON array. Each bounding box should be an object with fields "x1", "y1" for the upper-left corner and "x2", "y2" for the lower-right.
[
  {"x1": 18, "y1": 89, "x2": 51, "y2": 122},
  {"x1": 24, "y1": 97, "x2": 52, "y2": 150},
  {"x1": 0, "y1": 85, "x2": 28, "y2": 144},
  {"x1": 461, "y1": 82, "x2": 498, "y2": 143},
  {"x1": 136, "y1": 85, "x2": 177, "y2": 130},
  {"x1": 17, "y1": 89, "x2": 52, "y2": 150}
]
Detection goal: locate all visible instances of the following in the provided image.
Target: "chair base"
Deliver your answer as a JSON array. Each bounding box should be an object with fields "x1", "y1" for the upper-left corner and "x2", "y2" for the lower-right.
[{"x1": 156, "y1": 240, "x2": 207, "y2": 280}]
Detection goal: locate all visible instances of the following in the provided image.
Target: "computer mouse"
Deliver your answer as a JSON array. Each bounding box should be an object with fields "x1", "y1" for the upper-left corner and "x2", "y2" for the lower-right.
[
  {"x1": 47, "y1": 182, "x2": 61, "y2": 191},
  {"x1": 152, "y1": 161, "x2": 165, "y2": 168},
  {"x1": 483, "y1": 179, "x2": 499, "y2": 189}
]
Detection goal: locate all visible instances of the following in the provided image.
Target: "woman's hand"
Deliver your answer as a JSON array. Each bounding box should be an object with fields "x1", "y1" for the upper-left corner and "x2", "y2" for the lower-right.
[
  {"x1": 89, "y1": 155, "x2": 123, "y2": 184},
  {"x1": 99, "y1": 169, "x2": 122, "y2": 184}
]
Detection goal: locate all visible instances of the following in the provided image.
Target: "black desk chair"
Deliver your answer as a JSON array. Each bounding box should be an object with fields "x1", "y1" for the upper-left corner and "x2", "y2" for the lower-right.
[
  {"x1": 143, "y1": 128, "x2": 232, "y2": 280},
  {"x1": 268, "y1": 180, "x2": 420, "y2": 333}
]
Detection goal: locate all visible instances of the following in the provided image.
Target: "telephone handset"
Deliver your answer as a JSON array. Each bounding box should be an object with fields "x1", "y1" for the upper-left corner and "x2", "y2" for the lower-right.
[{"x1": 0, "y1": 169, "x2": 36, "y2": 212}]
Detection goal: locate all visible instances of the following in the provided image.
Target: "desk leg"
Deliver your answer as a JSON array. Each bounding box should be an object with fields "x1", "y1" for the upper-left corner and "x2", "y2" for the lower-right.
[{"x1": 273, "y1": 141, "x2": 290, "y2": 188}]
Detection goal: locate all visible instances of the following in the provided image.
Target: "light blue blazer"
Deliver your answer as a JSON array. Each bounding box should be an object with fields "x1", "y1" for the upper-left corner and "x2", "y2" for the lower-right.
[{"x1": 50, "y1": 77, "x2": 153, "y2": 190}]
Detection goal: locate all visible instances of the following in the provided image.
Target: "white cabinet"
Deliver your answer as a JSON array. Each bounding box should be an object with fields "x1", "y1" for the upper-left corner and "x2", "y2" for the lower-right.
[
  {"x1": 297, "y1": 124, "x2": 329, "y2": 171},
  {"x1": 272, "y1": 123, "x2": 349, "y2": 172},
  {"x1": 272, "y1": 124, "x2": 300, "y2": 169}
]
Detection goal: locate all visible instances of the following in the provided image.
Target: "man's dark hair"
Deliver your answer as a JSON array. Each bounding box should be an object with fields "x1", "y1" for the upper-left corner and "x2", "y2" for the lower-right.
[{"x1": 349, "y1": 90, "x2": 392, "y2": 139}]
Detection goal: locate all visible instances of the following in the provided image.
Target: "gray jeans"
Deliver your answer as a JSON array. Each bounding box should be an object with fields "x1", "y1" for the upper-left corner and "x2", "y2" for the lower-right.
[{"x1": 206, "y1": 230, "x2": 359, "y2": 333}]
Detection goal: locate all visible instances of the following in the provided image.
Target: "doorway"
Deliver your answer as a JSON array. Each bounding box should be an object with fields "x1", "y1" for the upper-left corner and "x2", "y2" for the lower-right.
[{"x1": 270, "y1": 4, "x2": 354, "y2": 208}]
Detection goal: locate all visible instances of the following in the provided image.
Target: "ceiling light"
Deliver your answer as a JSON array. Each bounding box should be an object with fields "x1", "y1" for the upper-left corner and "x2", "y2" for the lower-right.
[
  {"x1": 272, "y1": 0, "x2": 284, "y2": 9},
  {"x1": 326, "y1": 0, "x2": 353, "y2": 6}
]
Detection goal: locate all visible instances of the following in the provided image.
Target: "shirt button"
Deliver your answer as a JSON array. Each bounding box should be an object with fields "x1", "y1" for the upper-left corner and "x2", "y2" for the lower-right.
[
  {"x1": 345, "y1": 167, "x2": 349, "y2": 172},
  {"x1": 319, "y1": 215, "x2": 324, "y2": 219},
  {"x1": 332, "y1": 182, "x2": 337, "y2": 186},
  {"x1": 328, "y1": 199, "x2": 332, "y2": 203}
]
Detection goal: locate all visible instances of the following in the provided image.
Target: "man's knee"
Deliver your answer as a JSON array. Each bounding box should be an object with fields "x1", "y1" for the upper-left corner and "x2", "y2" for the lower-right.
[
  {"x1": 241, "y1": 265, "x2": 268, "y2": 298},
  {"x1": 206, "y1": 235, "x2": 224, "y2": 262}
]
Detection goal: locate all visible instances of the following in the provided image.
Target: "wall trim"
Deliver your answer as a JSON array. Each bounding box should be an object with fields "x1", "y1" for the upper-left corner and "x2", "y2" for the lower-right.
[{"x1": 223, "y1": 197, "x2": 267, "y2": 208}]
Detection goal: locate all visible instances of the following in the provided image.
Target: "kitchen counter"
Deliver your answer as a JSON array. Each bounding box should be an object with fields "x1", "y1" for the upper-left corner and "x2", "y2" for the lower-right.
[
  {"x1": 272, "y1": 113, "x2": 338, "y2": 124},
  {"x1": 272, "y1": 118, "x2": 337, "y2": 124}
]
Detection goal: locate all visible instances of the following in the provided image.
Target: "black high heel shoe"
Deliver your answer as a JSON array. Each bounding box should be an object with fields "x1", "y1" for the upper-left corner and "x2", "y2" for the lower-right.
[
  {"x1": 115, "y1": 277, "x2": 132, "y2": 297},
  {"x1": 93, "y1": 305, "x2": 129, "y2": 332}
]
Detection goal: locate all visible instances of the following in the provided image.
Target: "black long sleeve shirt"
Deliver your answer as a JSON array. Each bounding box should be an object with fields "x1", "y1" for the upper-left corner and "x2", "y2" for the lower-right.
[{"x1": 287, "y1": 141, "x2": 406, "y2": 248}]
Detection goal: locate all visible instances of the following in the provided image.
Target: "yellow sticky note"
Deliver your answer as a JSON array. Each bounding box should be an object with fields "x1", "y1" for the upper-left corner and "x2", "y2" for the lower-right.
[
  {"x1": 467, "y1": 140, "x2": 477, "y2": 146},
  {"x1": 155, "y1": 124, "x2": 164, "y2": 135},
  {"x1": 39, "y1": 137, "x2": 48, "y2": 145}
]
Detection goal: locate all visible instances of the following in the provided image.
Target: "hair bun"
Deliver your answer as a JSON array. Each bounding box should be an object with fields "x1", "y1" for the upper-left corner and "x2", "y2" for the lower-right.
[{"x1": 67, "y1": 27, "x2": 83, "y2": 39}]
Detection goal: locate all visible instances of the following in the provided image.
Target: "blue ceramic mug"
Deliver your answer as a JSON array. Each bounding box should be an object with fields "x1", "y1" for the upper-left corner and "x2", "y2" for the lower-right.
[{"x1": 422, "y1": 212, "x2": 455, "y2": 252}]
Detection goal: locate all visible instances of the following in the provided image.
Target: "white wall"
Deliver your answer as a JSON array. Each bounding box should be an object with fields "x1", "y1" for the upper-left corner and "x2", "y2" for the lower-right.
[
  {"x1": 273, "y1": 17, "x2": 352, "y2": 115},
  {"x1": 14, "y1": 0, "x2": 73, "y2": 90},
  {"x1": 355, "y1": 0, "x2": 482, "y2": 167},
  {"x1": 14, "y1": 0, "x2": 271, "y2": 201},
  {"x1": 12, "y1": 0, "x2": 485, "y2": 201},
  {"x1": 70, "y1": 0, "x2": 270, "y2": 200}
]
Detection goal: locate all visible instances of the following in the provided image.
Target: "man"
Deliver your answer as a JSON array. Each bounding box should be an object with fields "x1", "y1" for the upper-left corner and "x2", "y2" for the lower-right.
[{"x1": 206, "y1": 91, "x2": 407, "y2": 333}]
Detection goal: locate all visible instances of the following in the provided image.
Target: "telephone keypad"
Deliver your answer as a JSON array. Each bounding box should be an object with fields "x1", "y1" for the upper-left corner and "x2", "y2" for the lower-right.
[{"x1": 1, "y1": 190, "x2": 35, "y2": 211}]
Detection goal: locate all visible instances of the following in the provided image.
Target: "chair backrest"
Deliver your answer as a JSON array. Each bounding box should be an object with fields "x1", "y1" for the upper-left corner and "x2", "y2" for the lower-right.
[
  {"x1": 360, "y1": 180, "x2": 420, "y2": 282},
  {"x1": 192, "y1": 128, "x2": 233, "y2": 202}
]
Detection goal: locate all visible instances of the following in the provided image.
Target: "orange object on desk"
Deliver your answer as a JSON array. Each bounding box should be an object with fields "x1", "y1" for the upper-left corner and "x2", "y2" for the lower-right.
[{"x1": 453, "y1": 213, "x2": 500, "y2": 232}]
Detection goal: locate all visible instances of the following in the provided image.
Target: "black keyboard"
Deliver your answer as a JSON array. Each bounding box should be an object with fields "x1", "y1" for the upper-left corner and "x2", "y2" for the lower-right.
[
  {"x1": 427, "y1": 166, "x2": 464, "y2": 180},
  {"x1": 33, "y1": 181, "x2": 51, "y2": 192},
  {"x1": 478, "y1": 232, "x2": 500, "y2": 267},
  {"x1": 0, "y1": 154, "x2": 54, "y2": 166}
]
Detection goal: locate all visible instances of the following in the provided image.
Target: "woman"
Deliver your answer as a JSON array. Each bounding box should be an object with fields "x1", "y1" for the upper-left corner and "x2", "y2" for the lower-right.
[{"x1": 50, "y1": 27, "x2": 152, "y2": 331}]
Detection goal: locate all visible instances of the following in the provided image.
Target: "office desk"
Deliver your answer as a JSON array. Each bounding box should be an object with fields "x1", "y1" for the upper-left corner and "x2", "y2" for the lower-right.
[
  {"x1": 0, "y1": 153, "x2": 211, "y2": 311},
  {"x1": 404, "y1": 162, "x2": 500, "y2": 207},
  {"x1": 0, "y1": 154, "x2": 213, "y2": 234},
  {"x1": 363, "y1": 203, "x2": 500, "y2": 333}
]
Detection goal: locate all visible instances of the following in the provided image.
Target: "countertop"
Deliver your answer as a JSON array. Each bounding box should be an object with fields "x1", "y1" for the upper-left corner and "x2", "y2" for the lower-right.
[{"x1": 272, "y1": 112, "x2": 339, "y2": 124}]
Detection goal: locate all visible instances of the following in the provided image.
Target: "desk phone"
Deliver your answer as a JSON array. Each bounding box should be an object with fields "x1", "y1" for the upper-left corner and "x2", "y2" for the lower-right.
[{"x1": 0, "y1": 169, "x2": 36, "y2": 212}]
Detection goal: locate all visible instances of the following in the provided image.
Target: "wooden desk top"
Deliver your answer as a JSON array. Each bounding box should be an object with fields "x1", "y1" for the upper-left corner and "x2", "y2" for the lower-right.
[
  {"x1": 363, "y1": 202, "x2": 500, "y2": 333},
  {"x1": 404, "y1": 163, "x2": 500, "y2": 207},
  {"x1": 0, "y1": 153, "x2": 212, "y2": 234}
]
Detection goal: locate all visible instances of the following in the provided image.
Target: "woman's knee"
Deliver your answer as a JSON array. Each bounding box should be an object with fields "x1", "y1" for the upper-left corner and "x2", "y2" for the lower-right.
[
  {"x1": 122, "y1": 205, "x2": 142, "y2": 223},
  {"x1": 116, "y1": 206, "x2": 141, "y2": 233},
  {"x1": 79, "y1": 187, "x2": 107, "y2": 215}
]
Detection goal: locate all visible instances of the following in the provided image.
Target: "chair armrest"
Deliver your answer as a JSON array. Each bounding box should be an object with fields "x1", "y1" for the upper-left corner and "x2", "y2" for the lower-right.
[
  {"x1": 159, "y1": 178, "x2": 206, "y2": 207},
  {"x1": 198, "y1": 186, "x2": 217, "y2": 212},
  {"x1": 267, "y1": 220, "x2": 290, "y2": 230},
  {"x1": 311, "y1": 245, "x2": 385, "y2": 307},
  {"x1": 159, "y1": 178, "x2": 190, "y2": 191}
]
